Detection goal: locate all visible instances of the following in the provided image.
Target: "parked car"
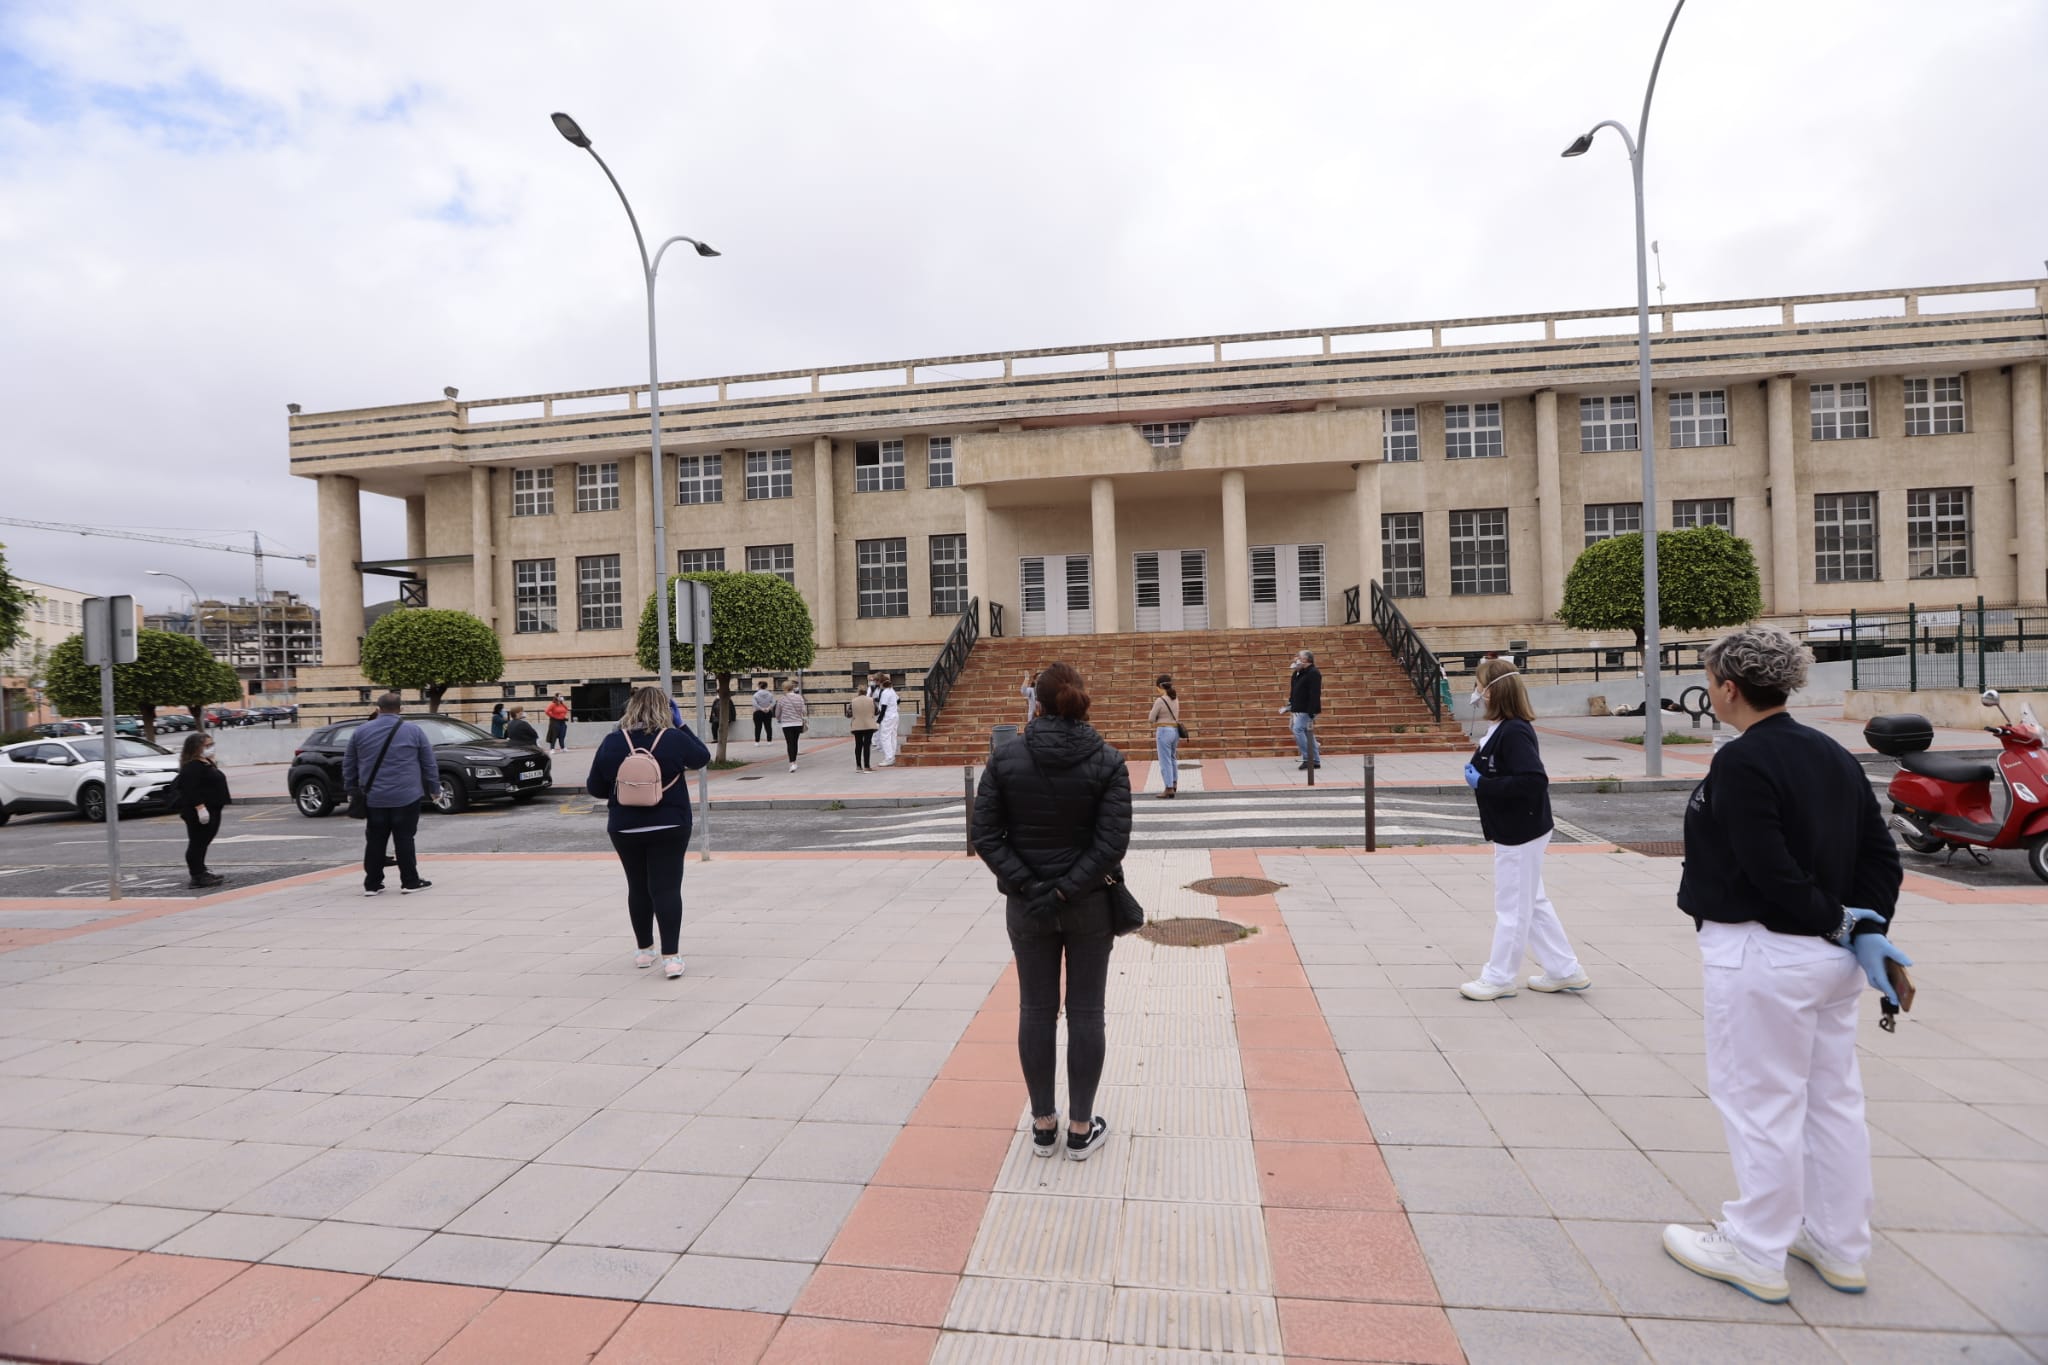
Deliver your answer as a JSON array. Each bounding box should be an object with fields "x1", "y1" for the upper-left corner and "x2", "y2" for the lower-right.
[
  {"x1": 30, "y1": 720, "x2": 93, "y2": 739},
  {"x1": 250, "y1": 706, "x2": 297, "y2": 727},
  {"x1": 206, "y1": 707, "x2": 253, "y2": 728},
  {"x1": 0, "y1": 735, "x2": 180, "y2": 824},
  {"x1": 154, "y1": 712, "x2": 196, "y2": 733},
  {"x1": 286, "y1": 714, "x2": 552, "y2": 817}
]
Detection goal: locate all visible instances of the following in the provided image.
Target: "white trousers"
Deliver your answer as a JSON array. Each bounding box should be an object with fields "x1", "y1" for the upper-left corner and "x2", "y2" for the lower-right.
[
  {"x1": 876, "y1": 718, "x2": 900, "y2": 765},
  {"x1": 1701, "y1": 923, "x2": 1873, "y2": 1271},
  {"x1": 1481, "y1": 834, "x2": 1582, "y2": 987}
]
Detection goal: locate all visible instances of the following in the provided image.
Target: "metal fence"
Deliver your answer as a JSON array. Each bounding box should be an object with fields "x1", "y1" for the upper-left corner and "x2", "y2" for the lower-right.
[{"x1": 1839, "y1": 601, "x2": 2048, "y2": 693}]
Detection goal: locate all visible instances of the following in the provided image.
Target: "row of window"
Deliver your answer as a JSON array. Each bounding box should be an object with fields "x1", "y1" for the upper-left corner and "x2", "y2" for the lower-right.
[
  {"x1": 1379, "y1": 486, "x2": 1976, "y2": 597},
  {"x1": 508, "y1": 440, "x2": 959, "y2": 518},
  {"x1": 1379, "y1": 376, "x2": 1970, "y2": 463},
  {"x1": 23, "y1": 597, "x2": 81, "y2": 626},
  {"x1": 513, "y1": 555, "x2": 622, "y2": 633}
]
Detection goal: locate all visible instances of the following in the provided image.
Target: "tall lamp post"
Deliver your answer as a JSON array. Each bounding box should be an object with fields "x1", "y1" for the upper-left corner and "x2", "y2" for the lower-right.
[
  {"x1": 551, "y1": 111, "x2": 719, "y2": 698},
  {"x1": 146, "y1": 569, "x2": 207, "y2": 732},
  {"x1": 1563, "y1": 0, "x2": 1685, "y2": 778}
]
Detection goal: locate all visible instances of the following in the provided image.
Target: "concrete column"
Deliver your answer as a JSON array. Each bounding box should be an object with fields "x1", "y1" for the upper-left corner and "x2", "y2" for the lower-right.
[
  {"x1": 316, "y1": 475, "x2": 365, "y2": 667},
  {"x1": 2014, "y1": 362, "x2": 2047, "y2": 603},
  {"x1": 963, "y1": 485, "x2": 991, "y2": 627},
  {"x1": 1767, "y1": 376, "x2": 1802, "y2": 616},
  {"x1": 1221, "y1": 469, "x2": 1250, "y2": 629},
  {"x1": 1089, "y1": 477, "x2": 1120, "y2": 634},
  {"x1": 404, "y1": 496, "x2": 426, "y2": 561},
  {"x1": 470, "y1": 467, "x2": 494, "y2": 628},
  {"x1": 1533, "y1": 389, "x2": 1566, "y2": 616},
  {"x1": 811, "y1": 436, "x2": 838, "y2": 648},
  {"x1": 1353, "y1": 459, "x2": 1381, "y2": 607},
  {"x1": 633, "y1": 451, "x2": 656, "y2": 611}
]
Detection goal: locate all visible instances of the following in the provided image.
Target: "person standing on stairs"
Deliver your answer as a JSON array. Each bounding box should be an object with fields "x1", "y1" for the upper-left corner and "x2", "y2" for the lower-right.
[
  {"x1": 1281, "y1": 649, "x2": 1322, "y2": 770},
  {"x1": 1149, "y1": 674, "x2": 1184, "y2": 799},
  {"x1": 875, "y1": 673, "x2": 902, "y2": 766}
]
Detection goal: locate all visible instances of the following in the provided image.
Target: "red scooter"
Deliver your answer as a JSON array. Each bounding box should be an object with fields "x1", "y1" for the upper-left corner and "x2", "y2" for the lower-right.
[{"x1": 1865, "y1": 690, "x2": 2048, "y2": 883}]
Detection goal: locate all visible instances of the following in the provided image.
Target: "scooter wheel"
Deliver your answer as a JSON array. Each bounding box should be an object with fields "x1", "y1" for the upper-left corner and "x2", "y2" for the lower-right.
[
  {"x1": 1895, "y1": 816, "x2": 1946, "y2": 855},
  {"x1": 2027, "y1": 833, "x2": 2048, "y2": 886}
]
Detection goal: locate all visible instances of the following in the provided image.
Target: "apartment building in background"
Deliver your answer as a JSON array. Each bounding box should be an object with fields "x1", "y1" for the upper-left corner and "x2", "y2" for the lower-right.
[
  {"x1": 2, "y1": 579, "x2": 143, "y2": 729},
  {"x1": 145, "y1": 591, "x2": 322, "y2": 698}
]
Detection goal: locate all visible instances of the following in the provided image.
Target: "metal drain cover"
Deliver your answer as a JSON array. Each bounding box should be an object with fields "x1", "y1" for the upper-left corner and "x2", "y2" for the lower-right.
[
  {"x1": 1187, "y1": 876, "x2": 1286, "y2": 898},
  {"x1": 1616, "y1": 840, "x2": 1685, "y2": 858},
  {"x1": 1139, "y1": 918, "x2": 1253, "y2": 948}
]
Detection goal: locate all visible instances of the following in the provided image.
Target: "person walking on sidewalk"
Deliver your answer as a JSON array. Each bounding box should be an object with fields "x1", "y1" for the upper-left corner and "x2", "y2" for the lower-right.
[
  {"x1": 544, "y1": 694, "x2": 570, "y2": 752},
  {"x1": 169, "y1": 731, "x2": 230, "y2": 889},
  {"x1": 875, "y1": 673, "x2": 902, "y2": 766},
  {"x1": 1458, "y1": 667, "x2": 1588, "y2": 1002},
  {"x1": 752, "y1": 681, "x2": 776, "y2": 743},
  {"x1": 586, "y1": 686, "x2": 712, "y2": 981},
  {"x1": 1661, "y1": 626, "x2": 1909, "y2": 1305},
  {"x1": 774, "y1": 680, "x2": 808, "y2": 772},
  {"x1": 847, "y1": 685, "x2": 879, "y2": 773},
  {"x1": 1281, "y1": 649, "x2": 1321, "y2": 770},
  {"x1": 343, "y1": 693, "x2": 440, "y2": 897},
  {"x1": 489, "y1": 702, "x2": 507, "y2": 739},
  {"x1": 504, "y1": 706, "x2": 539, "y2": 746},
  {"x1": 972, "y1": 662, "x2": 1130, "y2": 1162},
  {"x1": 1148, "y1": 674, "x2": 1184, "y2": 799}
]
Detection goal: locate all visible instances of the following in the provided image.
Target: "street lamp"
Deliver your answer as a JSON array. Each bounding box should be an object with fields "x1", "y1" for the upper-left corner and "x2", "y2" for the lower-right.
[
  {"x1": 147, "y1": 569, "x2": 207, "y2": 731},
  {"x1": 552, "y1": 110, "x2": 720, "y2": 698},
  {"x1": 1562, "y1": 0, "x2": 1686, "y2": 778}
]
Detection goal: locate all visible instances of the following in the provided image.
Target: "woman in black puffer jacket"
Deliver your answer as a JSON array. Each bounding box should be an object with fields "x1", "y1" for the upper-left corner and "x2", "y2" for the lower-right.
[{"x1": 972, "y1": 662, "x2": 1132, "y2": 1162}]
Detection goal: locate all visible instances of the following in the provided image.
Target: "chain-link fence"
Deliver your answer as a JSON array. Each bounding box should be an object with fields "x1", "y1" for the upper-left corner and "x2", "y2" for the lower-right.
[{"x1": 1839, "y1": 601, "x2": 2048, "y2": 692}]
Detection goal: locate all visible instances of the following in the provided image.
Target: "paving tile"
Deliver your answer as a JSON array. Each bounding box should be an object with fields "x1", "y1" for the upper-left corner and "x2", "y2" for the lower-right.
[
  {"x1": 333, "y1": 1153, "x2": 519, "y2": 1229},
  {"x1": 341, "y1": 1099, "x2": 502, "y2": 1154},
  {"x1": 158, "y1": 1211, "x2": 317, "y2": 1262},
  {"x1": 871, "y1": 1125, "x2": 1012, "y2": 1190},
  {"x1": 1550, "y1": 1049, "x2": 1702, "y2": 1096},
  {"x1": 1890, "y1": 1230, "x2": 2048, "y2": 1335},
  {"x1": 1118, "y1": 1201, "x2": 1270, "y2": 1294},
  {"x1": 1122, "y1": 1135, "x2": 1262, "y2": 1205},
  {"x1": 1264, "y1": 1208, "x2": 1436, "y2": 1304},
  {"x1": 385, "y1": 1232, "x2": 549, "y2": 1290},
  {"x1": 264, "y1": 1275, "x2": 497, "y2": 1365},
  {"x1": 0, "y1": 1250, "x2": 243, "y2": 1364},
  {"x1": 1818, "y1": 1327, "x2": 2036, "y2": 1364},
  {"x1": 32, "y1": 1135, "x2": 230, "y2": 1203},
  {"x1": 1342, "y1": 1050, "x2": 1467, "y2": 1094},
  {"x1": 46, "y1": 1202, "x2": 207, "y2": 1251},
  {"x1": 759, "y1": 1316, "x2": 938, "y2": 1364},
  {"x1": 1447, "y1": 1307, "x2": 1651, "y2": 1364},
  {"x1": 1381, "y1": 1145, "x2": 1550, "y2": 1217},
  {"x1": 1515, "y1": 1147, "x2": 1705, "y2": 1222},
  {"x1": 0, "y1": 1195, "x2": 107, "y2": 1239},
  {"x1": 1471, "y1": 1092, "x2": 1635, "y2": 1149},
  {"x1": 795, "y1": 1264, "x2": 958, "y2": 1327},
  {"x1": 1591, "y1": 1095, "x2": 1729, "y2": 1152},
  {"x1": 268, "y1": 1221, "x2": 430, "y2": 1275},
  {"x1": 912, "y1": 1078, "x2": 1023, "y2": 1129},
  {"x1": 1871, "y1": 1103, "x2": 2048, "y2": 1162},
  {"x1": 941, "y1": 1334, "x2": 1110, "y2": 1363},
  {"x1": 943, "y1": 1276, "x2": 1113, "y2": 1338},
  {"x1": 425, "y1": 1289, "x2": 633, "y2": 1364},
  {"x1": 1240, "y1": 1048, "x2": 1354, "y2": 1092},
  {"x1": 644, "y1": 1116, "x2": 795, "y2": 1176},
  {"x1": 1625, "y1": 1317, "x2": 1839, "y2": 1364},
  {"x1": 807, "y1": 1073, "x2": 934, "y2": 1126},
  {"x1": 754, "y1": 1121, "x2": 899, "y2": 1184},
  {"x1": 0, "y1": 1240, "x2": 134, "y2": 1328},
  {"x1": 1408, "y1": 1212, "x2": 1615, "y2": 1313},
  {"x1": 1252, "y1": 1139, "x2": 1401, "y2": 1212},
  {"x1": 693, "y1": 1177, "x2": 865, "y2": 1262},
  {"x1": 590, "y1": 1302, "x2": 781, "y2": 1363},
  {"x1": 229, "y1": 1148, "x2": 420, "y2": 1219},
  {"x1": 566, "y1": 1171, "x2": 743, "y2": 1253},
  {"x1": 1946, "y1": 1159, "x2": 2048, "y2": 1234},
  {"x1": 446, "y1": 1161, "x2": 625, "y2": 1241},
  {"x1": 1356, "y1": 1091, "x2": 1499, "y2": 1147},
  {"x1": 106, "y1": 1263, "x2": 368, "y2": 1365},
  {"x1": 1442, "y1": 1049, "x2": 1581, "y2": 1095},
  {"x1": 510, "y1": 1244, "x2": 677, "y2": 1300},
  {"x1": 1246, "y1": 1088, "x2": 1374, "y2": 1143},
  {"x1": 700, "y1": 1071, "x2": 835, "y2": 1120},
  {"x1": 1273, "y1": 1299, "x2": 1464, "y2": 1365},
  {"x1": 646, "y1": 1253, "x2": 814, "y2": 1313},
  {"x1": 437, "y1": 1103, "x2": 596, "y2": 1160},
  {"x1": 1105, "y1": 1287, "x2": 1281, "y2": 1354}
]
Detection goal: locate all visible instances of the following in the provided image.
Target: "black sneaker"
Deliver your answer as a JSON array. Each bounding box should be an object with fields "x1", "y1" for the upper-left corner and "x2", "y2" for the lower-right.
[
  {"x1": 1066, "y1": 1115, "x2": 1108, "y2": 1161},
  {"x1": 188, "y1": 873, "x2": 225, "y2": 889},
  {"x1": 363, "y1": 887, "x2": 384, "y2": 897},
  {"x1": 400, "y1": 880, "x2": 433, "y2": 895},
  {"x1": 1032, "y1": 1114, "x2": 1061, "y2": 1159}
]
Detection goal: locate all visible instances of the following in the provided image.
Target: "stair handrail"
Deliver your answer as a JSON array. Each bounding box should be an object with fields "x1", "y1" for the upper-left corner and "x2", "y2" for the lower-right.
[
  {"x1": 922, "y1": 596, "x2": 982, "y2": 733},
  {"x1": 1369, "y1": 580, "x2": 1446, "y2": 722},
  {"x1": 988, "y1": 601, "x2": 1006, "y2": 638},
  {"x1": 1343, "y1": 584, "x2": 1361, "y2": 625}
]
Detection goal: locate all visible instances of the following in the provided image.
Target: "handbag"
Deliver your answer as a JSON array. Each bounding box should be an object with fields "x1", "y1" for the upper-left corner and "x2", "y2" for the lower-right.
[
  {"x1": 345, "y1": 718, "x2": 403, "y2": 820},
  {"x1": 1018, "y1": 743, "x2": 1146, "y2": 936},
  {"x1": 1167, "y1": 698, "x2": 1188, "y2": 742}
]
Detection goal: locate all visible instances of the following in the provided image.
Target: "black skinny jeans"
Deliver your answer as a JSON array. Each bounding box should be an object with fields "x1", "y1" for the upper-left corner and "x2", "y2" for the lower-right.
[
  {"x1": 609, "y1": 827, "x2": 690, "y2": 955},
  {"x1": 181, "y1": 808, "x2": 220, "y2": 878},
  {"x1": 753, "y1": 710, "x2": 774, "y2": 741},
  {"x1": 783, "y1": 725, "x2": 802, "y2": 762},
  {"x1": 363, "y1": 803, "x2": 422, "y2": 890},
  {"x1": 1008, "y1": 896, "x2": 1114, "y2": 1123},
  {"x1": 852, "y1": 730, "x2": 875, "y2": 769}
]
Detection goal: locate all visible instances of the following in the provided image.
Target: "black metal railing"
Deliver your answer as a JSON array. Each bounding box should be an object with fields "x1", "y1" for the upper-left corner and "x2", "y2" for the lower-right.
[
  {"x1": 1369, "y1": 580, "x2": 1446, "y2": 722},
  {"x1": 922, "y1": 597, "x2": 982, "y2": 732},
  {"x1": 1343, "y1": 585, "x2": 1361, "y2": 625},
  {"x1": 988, "y1": 601, "x2": 1006, "y2": 638}
]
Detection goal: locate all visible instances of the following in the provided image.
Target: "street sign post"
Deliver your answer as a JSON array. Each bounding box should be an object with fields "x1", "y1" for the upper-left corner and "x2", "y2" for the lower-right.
[
  {"x1": 82, "y1": 596, "x2": 137, "y2": 901},
  {"x1": 674, "y1": 579, "x2": 714, "y2": 861}
]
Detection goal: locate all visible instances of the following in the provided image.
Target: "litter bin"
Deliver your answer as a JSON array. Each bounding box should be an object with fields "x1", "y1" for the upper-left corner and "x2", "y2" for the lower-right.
[{"x1": 989, "y1": 724, "x2": 1019, "y2": 756}]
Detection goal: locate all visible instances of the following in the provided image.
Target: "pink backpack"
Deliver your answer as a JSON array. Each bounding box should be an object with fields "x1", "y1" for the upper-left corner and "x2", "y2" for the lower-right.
[{"x1": 614, "y1": 730, "x2": 676, "y2": 807}]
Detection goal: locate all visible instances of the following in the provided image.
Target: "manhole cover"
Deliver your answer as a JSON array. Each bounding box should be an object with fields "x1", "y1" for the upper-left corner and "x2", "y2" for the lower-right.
[
  {"x1": 736, "y1": 776, "x2": 764, "y2": 781},
  {"x1": 1587, "y1": 755, "x2": 1619, "y2": 762},
  {"x1": 1616, "y1": 840, "x2": 1685, "y2": 857},
  {"x1": 1187, "y1": 876, "x2": 1286, "y2": 898},
  {"x1": 1139, "y1": 917, "x2": 1253, "y2": 948}
]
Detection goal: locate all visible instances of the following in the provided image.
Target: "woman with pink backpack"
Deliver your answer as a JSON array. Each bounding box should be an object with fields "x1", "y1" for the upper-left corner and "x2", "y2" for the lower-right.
[{"x1": 586, "y1": 686, "x2": 712, "y2": 979}]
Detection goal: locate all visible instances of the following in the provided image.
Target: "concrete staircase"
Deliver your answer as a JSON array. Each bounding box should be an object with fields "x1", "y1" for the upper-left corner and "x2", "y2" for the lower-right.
[{"x1": 895, "y1": 626, "x2": 1467, "y2": 766}]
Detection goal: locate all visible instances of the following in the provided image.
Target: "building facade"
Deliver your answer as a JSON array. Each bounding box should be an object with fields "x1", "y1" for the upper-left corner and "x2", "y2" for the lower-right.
[
  {"x1": 2, "y1": 579, "x2": 141, "y2": 729},
  {"x1": 146, "y1": 591, "x2": 322, "y2": 698},
  {"x1": 290, "y1": 277, "x2": 2048, "y2": 701}
]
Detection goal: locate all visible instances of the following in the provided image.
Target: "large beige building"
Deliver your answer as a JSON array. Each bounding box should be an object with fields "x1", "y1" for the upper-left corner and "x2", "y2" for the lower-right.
[{"x1": 291, "y1": 277, "x2": 2047, "y2": 711}]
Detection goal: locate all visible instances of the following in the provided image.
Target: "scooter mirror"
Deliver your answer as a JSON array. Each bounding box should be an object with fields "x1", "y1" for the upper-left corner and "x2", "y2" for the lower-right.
[{"x1": 1981, "y1": 689, "x2": 2001, "y2": 706}]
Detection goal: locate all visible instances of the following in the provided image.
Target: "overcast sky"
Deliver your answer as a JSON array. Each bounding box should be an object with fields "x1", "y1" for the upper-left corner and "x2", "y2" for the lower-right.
[{"x1": 3, "y1": 0, "x2": 2043, "y2": 615}]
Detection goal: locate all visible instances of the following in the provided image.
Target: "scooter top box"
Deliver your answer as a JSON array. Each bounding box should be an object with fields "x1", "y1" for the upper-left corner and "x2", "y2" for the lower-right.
[{"x1": 1864, "y1": 714, "x2": 1934, "y2": 757}]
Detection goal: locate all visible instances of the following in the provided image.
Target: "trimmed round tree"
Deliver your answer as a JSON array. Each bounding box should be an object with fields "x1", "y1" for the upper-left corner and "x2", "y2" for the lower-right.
[
  {"x1": 637, "y1": 571, "x2": 816, "y2": 762},
  {"x1": 43, "y1": 628, "x2": 227, "y2": 741},
  {"x1": 359, "y1": 608, "x2": 505, "y2": 713},
  {"x1": 1557, "y1": 525, "x2": 1764, "y2": 650}
]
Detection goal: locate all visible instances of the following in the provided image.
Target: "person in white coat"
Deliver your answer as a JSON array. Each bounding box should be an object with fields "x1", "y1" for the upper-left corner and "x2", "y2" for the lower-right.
[
  {"x1": 875, "y1": 674, "x2": 902, "y2": 766},
  {"x1": 1662, "y1": 626, "x2": 1909, "y2": 1304}
]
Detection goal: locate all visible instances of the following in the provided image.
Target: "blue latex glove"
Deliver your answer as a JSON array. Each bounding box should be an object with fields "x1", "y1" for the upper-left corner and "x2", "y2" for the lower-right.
[
  {"x1": 1851, "y1": 933, "x2": 1913, "y2": 1006},
  {"x1": 1463, "y1": 763, "x2": 1481, "y2": 789}
]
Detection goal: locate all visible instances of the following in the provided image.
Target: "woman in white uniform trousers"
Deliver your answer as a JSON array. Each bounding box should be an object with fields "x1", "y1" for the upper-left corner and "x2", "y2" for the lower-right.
[
  {"x1": 875, "y1": 675, "x2": 902, "y2": 766},
  {"x1": 1664, "y1": 626, "x2": 1910, "y2": 1303},
  {"x1": 1458, "y1": 666, "x2": 1590, "y2": 1001}
]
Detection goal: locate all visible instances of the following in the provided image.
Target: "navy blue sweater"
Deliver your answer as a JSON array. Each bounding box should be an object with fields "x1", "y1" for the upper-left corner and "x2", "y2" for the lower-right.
[
  {"x1": 586, "y1": 726, "x2": 710, "y2": 835},
  {"x1": 1470, "y1": 717, "x2": 1554, "y2": 846}
]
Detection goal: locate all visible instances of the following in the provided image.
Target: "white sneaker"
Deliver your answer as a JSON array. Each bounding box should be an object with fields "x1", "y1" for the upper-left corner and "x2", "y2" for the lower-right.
[
  {"x1": 634, "y1": 949, "x2": 656, "y2": 970},
  {"x1": 1459, "y1": 978, "x2": 1516, "y2": 1001},
  {"x1": 1661, "y1": 1224, "x2": 1790, "y2": 1303},
  {"x1": 663, "y1": 957, "x2": 685, "y2": 979},
  {"x1": 1788, "y1": 1226, "x2": 1867, "y2": 1293},
  {"x1": 789, "y1": 763, "x2": 798, "y2": 773},
  {"x1": 1528, "y1": 970, "x2": 1592, "y2": 993}
]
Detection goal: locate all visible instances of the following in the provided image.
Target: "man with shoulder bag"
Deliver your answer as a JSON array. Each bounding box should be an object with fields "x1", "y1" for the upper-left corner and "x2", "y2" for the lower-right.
[{"x1": 342, "y1": 693, "x2": 442, "y2": 897}]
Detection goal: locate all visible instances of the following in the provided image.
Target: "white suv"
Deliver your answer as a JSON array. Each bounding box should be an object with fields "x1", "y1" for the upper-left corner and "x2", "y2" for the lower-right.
[{"x1": 0, "y1": 736, "x2": 181, "y2": 824}]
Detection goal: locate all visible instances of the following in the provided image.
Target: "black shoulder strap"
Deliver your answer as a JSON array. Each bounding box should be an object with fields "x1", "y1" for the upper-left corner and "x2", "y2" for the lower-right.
[{"x1": 363, "y1": 718, "x2": 402, "y2": 789}]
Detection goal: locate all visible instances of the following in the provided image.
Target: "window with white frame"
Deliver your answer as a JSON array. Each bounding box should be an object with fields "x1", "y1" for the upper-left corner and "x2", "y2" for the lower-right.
[
  {"x1": 512, "y1": 559, "x2": 557, "y2": 634},
  {"x1": 1381, "y1": 513, "x2": 1424, "y2": 597},
  {"x1": 1672, "y1": 498, "x2": 1734, "y2": 530},
  {"x1": 1443, "y1": 402, "x2": 1504, "y2": 460},
  {"x1": 929, "y1": 534, "x2": 968, "y2": 615},
  {"x1": 1138, "y1": 422, "x2": 1191, "y2": 448},
  {"x1": 1449, "y1": 508, "x2": 1509, "y2": 595},
  {"x1": 926, "y1": 436, "x2": 955, "y2": 488},
  {"x1": 1903, "y1": 376, "x2": 1965, "y2": 436},
  {"x1": 1907, "y1": 487, "x2": 1972, "y2": 579},
  {"x1": 1583, "y1": 501, "x2": 1642, "y2": 547},
  {"x1": 677, "y1": 454, "x2": 723, "y2": 505},
  {"x1": 1383, "y1": 408, "x2": 1419, "y2": 463},
  {"x1": 576, "y1": 554, "x2": 623, "y2": 630},
  {"x1": 854, "y1": 439, "x2": 906, "y2": 493},
  {"x1": 1814, "y1": 492, "x2": 1879, "y2": 582},
  {"x1": 857, "y1": 538, "x2": 909, "y2": 617},
  {"x1": 1670, "y1": 390, "x2": 1728, "y2": 447},
  {"x1": 1579, "y1": 395, "x2": 1639, "y2": 453},
  {"x1": 744, "y1": 448, "x2": 793, "y2": 500},
  {"x1": 574, "y1": 462, "x2": 619, "y2": 512},
  {"x1": 512, "y1": 467, "x2": 554, "y2": 516},
  {"x1": 677, "y1": 549, "x2": 725, "y2": 574},
  {"x1": 746, "y1": 544, "x2": 795, "y2": 584},
  {"x1": 1810, "y1": 382, "x2": 1871, "y2": 441}
]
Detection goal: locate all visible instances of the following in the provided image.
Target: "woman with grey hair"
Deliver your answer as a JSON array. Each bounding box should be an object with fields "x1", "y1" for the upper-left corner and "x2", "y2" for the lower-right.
[{"x1": 1662, "y1": 625, "x2": 1910, "y2": 1304}]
